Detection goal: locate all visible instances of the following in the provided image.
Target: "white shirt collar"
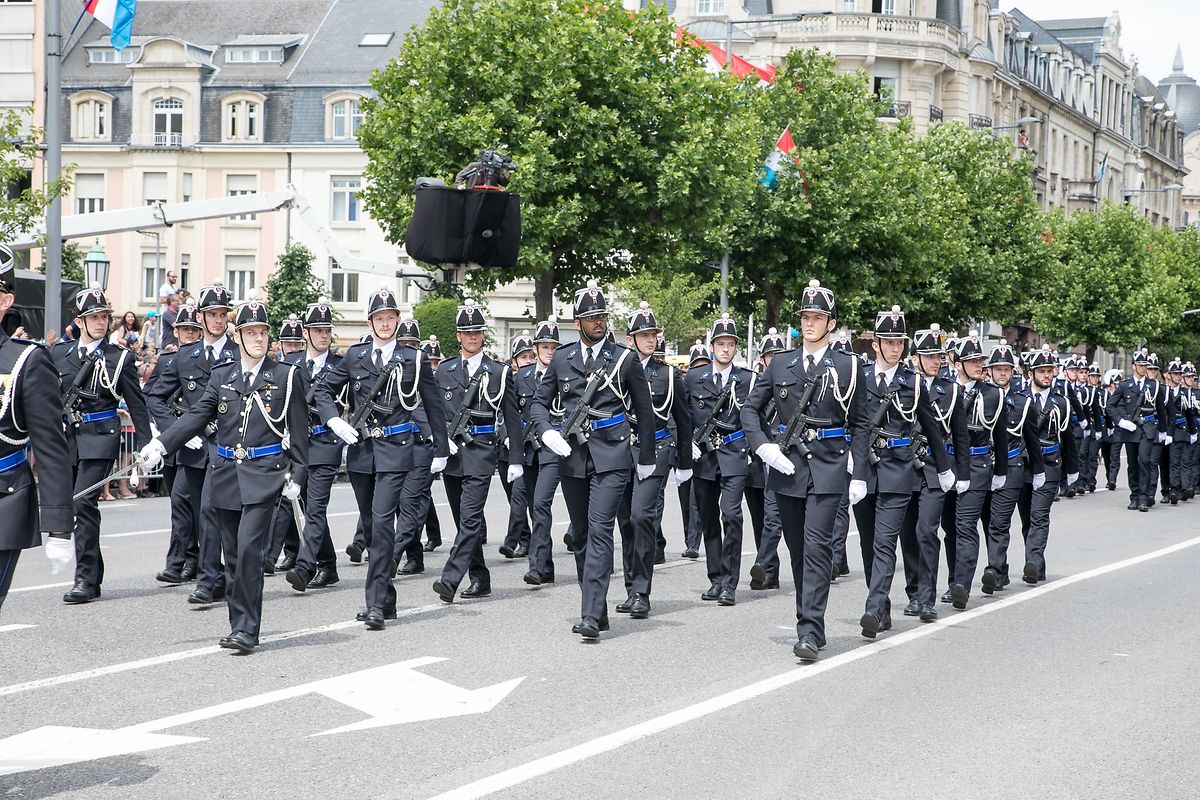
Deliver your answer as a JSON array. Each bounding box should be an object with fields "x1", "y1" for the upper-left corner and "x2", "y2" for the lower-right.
[
  {"x1": 240, "y1": 356, "x2": 266, "y2": 383},
  {"x1": 713, "y1": 363, "x2": 733, "y2": 381},
  {"x1": 204, "y1": 334, "x2": 229, "y2": 355},
  {"x1": 640, "y1": 355, "x2": 652, "y2": 369},
  {"x1": 583, "y1": 339, "x2": 605, "y2": 363},
  {"x1": 876, "y1": 361, "x2": 899, "y2": 384},
  {"x1": 371, "y1": 338, "x2": 396, "y2": 364},
  {"x1": 465, "y1": 351, "x2": 485, "y2": 374},
  {"x1": 78, "y1": 339, "x2": 102, "y2": 356},
  {"x1": 306, "y1": 350, "x2": 328, "y2": 372},
  {"x1": 802, "y1": 344, "x2": 828, "y2": 366}
]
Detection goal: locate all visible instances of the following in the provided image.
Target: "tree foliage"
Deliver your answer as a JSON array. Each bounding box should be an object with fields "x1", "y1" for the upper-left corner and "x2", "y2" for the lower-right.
[
  {"x1": 1, "y1": 109, "x2": 70, "y2": 245},
  {"x1": 263, "y1": 243, "x2": 330, "y2": 329},
  {"x1": 412, "y1": 296, "x2": 459, "y2": 355},
  {"x1": 615, "y1": 269, "x2": 719, "y2": 352}
]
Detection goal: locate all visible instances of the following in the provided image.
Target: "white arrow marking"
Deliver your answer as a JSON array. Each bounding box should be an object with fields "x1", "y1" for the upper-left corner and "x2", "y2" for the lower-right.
[{"x1": 0, "y1": 658, "x2": 523, "y2": 776}]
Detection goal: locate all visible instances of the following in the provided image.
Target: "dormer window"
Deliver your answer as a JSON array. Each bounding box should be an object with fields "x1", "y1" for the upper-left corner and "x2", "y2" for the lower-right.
[
  {"x1": 325, "y1": 92, "x2": 366, "y2": 140},
  {"x1": 225, "y1": 47, "x2": 283, "y2": 63},
  {"x1": 221, "y1": 92, "x2": 265, "y2": 143},
  {"x1": 69, "y1": 91, "x2": 113, "y2": 142},
  {"x1": 88, "y1": 48, "x2": 138, "y2": 64}
]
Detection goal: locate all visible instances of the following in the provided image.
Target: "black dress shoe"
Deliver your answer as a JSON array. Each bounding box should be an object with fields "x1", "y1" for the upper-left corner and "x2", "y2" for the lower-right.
[
  {"x1": 364, "y1": 607, "x2": 386, "y2": 630},
  {"x1": 838, "y1": 561, "x2": 850, "y2": 577},
  {"x1": 1107, "y1": 483, "x2": 1117, "y2": 492},
  {"x1": 188, "y1": 585, "x2": 215, "y2": 604},
  {"x1": 950, "y1": 584, "x2": 969, "y2": 610},
  {"x1": 397, "y1": 560, "x2": 424, "y2": 576},
  {"x1": 275, "y1": 555, "x2": 296, "y2": 572},
  {"x1": 523, "y1": 570, "x2": 545, "y2": 586},
  {"x1": 793, "y1": 636, "x2": 820, "y2": 662},
  {"x1": 762, "y1": 577, "x2": 780, "y2": 589},
  {"x1": 180, "y1": 565, "x2": 197, "y2": 581},
  {"x1": 701, "y1": 582, "x2": 721, "y2": 601},
  {"x1": 307, "y1": 566, "x2": 340, "y2": 588},
  {"x1": 681, "y1": 548, "x2": 699, "y2": 559},
  {"x1": 220, "y1": 630, "x2": 258, "y2": 654},
  {"x1": 573, "y1": 616, "x2": 601, "y2": 639},
  {"x1": 423, "y1": 540, "x2": 440, "y2": 552},
  {"x1": 717, "y1": 589, "x2": 736, "y2": 606},
  {"x1": 902, "y1": 600, "x2": 920, "y2": 616},
  {"x1": 562, "y1": 531, "x2": 575, "y2": 550},
  {"x1": 630, "y1": 594, "x2": 650, "y2": 619},
  {"x1": 432, "y1": 579, "x2": 455, "y2": 603},
  {"x1": 615, "y1": 593, "x2": 635, "y2": 614},
  {"x1": 1138, "y1": 502, "x2": 1149, "y2": 512},
  {"x1": 654, "y1": 550, "x2": 666, "y2": 565},
  {"x1": 262, "y1": 560, "x2": 276, "y2": 576},
  {"x1": 881, "y1": 611, "x2": 892, "y2": 631},
  {"x1": 498, "y1": 544, "x2": 516, "y2": 558},
  {"x1": 1127, "y1": 500, "x2": 1139, "y2": 510},
  {"x1": 156, "y1": 570, "x2": 184, "y2": 585},
  {"x1": 285, "y1": 567, "x2": 312, "y2": 593},
  {"x1": 918, "y1": 604, "x2": 938, "y2": 622},
  {"x1": 940, "y1": 588, "x2": 953, "y2": 604},
  {"x1": 461, "y1": 581, "x2": 491, "y2": 599},
  {"x1": 345, "y1": 543, "x2": 364, "y2": 563},
  {"x1": 1021, "y1": 562, "x2": 1039, "y2": 584},
  {"x1": 981, "y1": 569, "x2": 999, "y2": 595},
  {"x1": 749, "y1": 563, "x2": 768, "y2": 590},
  {"x1": 63, "y1": 581, "x2": 100, "y2": 604},
  {"x1": 356, "y1": 604, "x2": 397, "y2": 621},
  {"x1": 514, "y1": 543, "x2": 529, "y2": 558},
  {"x1": 860, "y1": 612, "x2": 881, "y2": 639}
]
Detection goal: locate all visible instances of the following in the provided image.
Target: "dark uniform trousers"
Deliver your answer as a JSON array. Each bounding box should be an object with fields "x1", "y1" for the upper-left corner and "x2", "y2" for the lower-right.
[
  {"x1": 902, "y1": 485, "x2": 948, "y2": 606},
  {"x1": 500, "y1": 460, "x2": 532, "y2": 552},
  {"x1": 1020, "y1": 480, "x2": 1056, "y2": 575},
  {"x1": 394, "y1": 465, "x2": 436, "y2": 568},
  {"x1": 0, "y1": 549, "x2": 20, "y2": 612},
  {"x1": 777, "y1": 491, "x2": 840, "y2": 645},
  {"x1": 176, "y1": 463, "x2": 225, "y2": 593},
  {"x1": 831, "y1": 491, "x2": 850, "y2": 573},
  {"x1": 952, "y1": 484, "x2": 989, "y2": 591},
  {"x1": 693, "y1": 474, "x2": 746, "y2": 591},
  {"x1": 617, "y1": 469, "x2": 668, "y2": 596},
  {"x1": 940, "y1": 491, "x2": 957, "y2": 588},
  {"x1": 1132, "y1": 438, "x2": 1160, "y2": 503},
  {"x1": 215, "y1": 500, "x2": 275, "y2": 637},
  {"x1": 680, "y1": 479, "x2": 706, "y2": 552},
  {"x1": 423, "y1": 495, "x2": 443, "y2": 548},
  {"x1": 560, "y1": 464, "x2": 628, "y2": 621},
  {"x1": 295, "y1": 463, "x2": 339, "y2": 573},
  {"x1": 984, "y1": 483, "x2": 1018, "y2": 581},
  {"x1": 366, "y1": 469, "x2": 410, "y2": 610},
  {"x1": 349, "y1": 469, "x2": 375, "y2": 552},
  {"x1": 71, "y1": 458, "x2": 113, "y2": 588},
  {"x1": 1079, "y1": 432, "x2": 1101, "y2": 489},
  {"x1": 525, "y1": 458, "x2": 559, "y2": 579},
  {"x1": 441, "y1": 473, "x2": 492, "y2": 589},
  {"x1": 268, "y1": 496, "x2": 300, "y2": 565},
  {"x1": 163, "y1": 465, "x2": 198, "y2": 575},
  {"x1": 853, "y1": 492, "x2": 911, "y2": 618},
  {"x1": 751, "y1": 481, "x2": 783, "y2": 581}
]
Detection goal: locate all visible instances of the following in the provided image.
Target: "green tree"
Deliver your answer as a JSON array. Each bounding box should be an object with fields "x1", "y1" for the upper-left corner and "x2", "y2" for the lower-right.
[
  {"x1": 357, "y1": 0, "x2": 759, "y2": 319},
  {"x1": 412, "y1": 296, "x2": 459, "y2": 355},
  {"x1": 60, "y1": 242, "x2": 84, "y2": 284},
  {"x1": 615, "y1": 270, "x2": 719, "y2": 352},
  {"x1": 0, "y1": 108, "x2": 70, "y2": 244},
  {"x1": 263, "y1": 243, "x2": 329, "y2": 327}
]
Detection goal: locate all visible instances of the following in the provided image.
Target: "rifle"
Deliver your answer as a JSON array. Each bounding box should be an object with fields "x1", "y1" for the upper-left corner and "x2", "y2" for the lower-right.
[
  {"x1": 166, "y1": 386, "x2": 186, "y2": 417},
  {"x1": 866, "y1": 387, "x2": 901, "y2": 465},
  {"x1": 559, "y1": 369, "x2": 606, "y2": 447},
  {"x1": 346, "y1": 362, "x2": 400, "y2": 437},
  {"x1": 776, "y1": 377, "x2": 824, "y2": 460},
  {"x1": 63, "y1": 349, "x2": 103, "y2": 426},
  {"x1": 693, "y1": 377, "x2": 737, "y2": 455},
  {"x1": 447, "y1": 372, "x2": 486, "y2": 445}
]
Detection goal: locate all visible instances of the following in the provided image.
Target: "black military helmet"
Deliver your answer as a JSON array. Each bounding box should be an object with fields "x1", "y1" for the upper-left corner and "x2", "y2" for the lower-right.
[
  {"x1": 397, "y1": 317, "x2": 421, "y2": 343},
  {"x1": 986, "y1": 338, "x2": 1018, "y2": 368},
  {"x1": 573, "y1": 279, "x2": 608, "y2": 319},
  {"x1": 0, "y1": 243, "x2": 13, "y2": 293},
  {"x1": 533, "y1": 316, "x2": 560, "y2": 344},
  {"x1": 688, "y1": 339, "x2": 711, "y2": 366},
  {"x1": 831, "y1": 329, "x2": 854, "y2": 353},
  {"x1": 1167, "y1": 357, "x2": 1184, "y2": 374},
  {"x1": 709, "y1": 312, "x2": 738, "y2": 343},
  {"x1": 953, "y1": 329, "x2": 986, "y2": 361},
  {"x1": 1146, "y1": 352, "x2": 1161, "y2": 371},
  {"x1": 174, "y1": 301, "x2": 202, "y2": 329},
  {"x1": 1087, "y1": 362, "x2": 1101, "y2": 377},
  {"x1": 1183, "y1": 361, "x2": 1197, "y2": 379},
  {"x1": 234, "y1": 294, "x2": 269, "y2": 330},
  {"x1": 196, "y1": 282, "x2": 233, "y2": 312},
  {"x1": 759, "y1": 327, "x2": 786, "y2": 356},
  {"x1": 75, "y1": 282, "x2": 113, "y2": 318},
  {"x1": 796, "y1": 278, "x2": 835, "y2": 318},
  {"x1": 654, "y1": 333, "x2": 666, "y2": 358},
  {"x1": 911, "y1": 323, "x2": 945, "y2": 355},
  {"x1": 627, "y1": 301, "x2": 661, "y2": 335},
  {"x1": 873, "y1": 305, "x2": 906, "y2": 340},
  {"x1": 1132, "y1": 350, "x2": 1150, "y2": 366},
  {"x1": 510, "y1": 331, "x2": 534, "y2": 359},
  {"x1": 1028, "y1": 345, "x2": 1056, "y2": 370},
  {"x1": 278, "y1": 314, "x2": 304, "y2": 343},
  {"x1": 456, "y1": 298, "x2": 487, "y2": 332},
  {"x1": 304, "y1": 298, "x2": 334, "y2": 328},
  {"x1": 367, "y1": 286, "x2": 399, "y2": 318},
  {"x1": 421, "y1": 335, "x2": 443, "y2": 360}
]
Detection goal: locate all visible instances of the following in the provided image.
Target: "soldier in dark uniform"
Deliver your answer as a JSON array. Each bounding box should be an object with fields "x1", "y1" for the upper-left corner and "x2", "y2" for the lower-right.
[
  {"x1": 147, "y1": 283, "x2": 239, "y2": 605},
  {"x1": 0, "y1": 244, "x2": 73, "y2": 613},
  {"x1": 517, "y1": 317, "x2": 562, "y2": 586},
  {"x1": 431, "y1": 300, "x2": 519, "y2": 603},
  {"x1": 745, "y1": 328, "x2": 784, "y2": 591},
  {"x1": 313, "y1": 289, "x2": 449, "y2": 628},
  {"x1": 679, "y1": 340, "x2": 711, "y2": 560},
  {"x1": 1101, "y1": 368, "x2": 1123, "y2": 491},
  {"x1": 267, "y1": 314, "x2": 307, "y2": 573},
  {"x1": 528, "y1": 281, "x2": 655, "y2": 638},
  {"x1": 1162, "y1": 357, "x2": 1188, "y2": 505},
  {"x1": 283, "y1": 299, "x2": 344, "y2": 592},
  {"x1": 1018, "y1": 346, "x2": 1080, "y2": 582},
  {"x1": 1182, "y1": 362, "x2": 1199, "y2": 499},
  {"x1": 946, "y1": 331, "x2": 1009, "y2": 611},
  {"x1": 828, "y1": 331, "x2": 855, "y2": 580},
  {"x1": 393, "y1": 317, "x2": 439, "y2": 576},
  {"x1": 420, "y1": 336, "x2": 446, "y2": 552},
  {"x1": 742, "y1": 279, "x2": 871, "y2": 662},
  {"x1": 53, "y1": 282, "x2": 151, "y2": 604},
  {"x1": 615, "y1": 302, "x2": 693, "y2": 619},
  {"x1": 852, "y1": 307, "x2": 953, "y2": 637},
  {"x1": 1107, "y1": 350, "x2": 1167, "y2": 512},
  {"x1": 499, "y1": 332, "x2": 535, "y2": 560},
  {"x1": 140, "y1": 296, "x2": 309, "y2": 653},
  {"x1": 1076, "y1": 362, "x2": 1105, "y2": 493},
  {"x1": 979, "y1": 340, "x2": 1044, "y2": 593}
]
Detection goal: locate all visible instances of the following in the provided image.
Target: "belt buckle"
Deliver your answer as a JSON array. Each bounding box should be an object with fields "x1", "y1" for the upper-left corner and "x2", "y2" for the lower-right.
[
  {"x1": 371, "y1": 426, "x2": 384, "y2": 439},
  {"x1": 803, "y1": 428, "x2": 818, "y2": 442},
  {"x1": 873, "y1": 436, "x2": 888, "y2": 450},
  {"x1": 233, "y1": 444, "x2": 248, "y2": 461}
]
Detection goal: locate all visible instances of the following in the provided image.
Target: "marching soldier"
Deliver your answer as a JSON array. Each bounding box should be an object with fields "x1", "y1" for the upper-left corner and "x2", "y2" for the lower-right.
[
  {"x1": 679, "y1": 340, "x2": 712, "y2": 560},
  {"x1": 394, "y1": 317, "x2": 438, "y2": 576},
  {"x1": 1145, "y1": 354, "x2": 1170, "y2": 504},
  {"x1": 0, "y1": 244, "x2": 73, "y2": 614},
  {"x1": 615, "y1": 302, "x2": 693, "y2": 619},
  {"x1": 946, "y1": 331, "x2": 1008, "y2": 610},
  {"x1": 852, "y1": 307, "x2": 953, "y2": 637},
  {"x1": 283, "y1": 299, "x2": 344, "y2": 592},
  {"x1": 829, "y1": 331, "x2": 855, "y2": 580},
  {"x1": 742, "y1": 279, "x2": 870, "y2": 662},
  {"x1": 140, "y1": 295, "x2": 308, "y2": 653},
  {"x1": 1017, "y1": 346, "x2": 1079, "y2": 582},
  {"x1": 1163, "y1": 358, "x2": 1190, "y2": 504},
  {"x1": 748, "y1": 328, "x2": 787, "y2": 591},
  {"x1": 518, "y1": 317, "x2": 562, "y2": 586},
  {"x1": 314, "y1": 288, "x2": 449, "y2": 628},
  {"x1": 268, "y1": 314, "x2": 307, "y2": 573},
  {"x1": 1076, "y1": 362, "x2": 1105, "y2": 493},
  {"x1": 147, "y1": 283, "x2": 238, "y2": 605},
  {"x1": 53, "y1": 282, "x2": 152, "y2": 604},
  {"x1": 1182, "y1": 363, "x2": 1199, "y2": 500},
  {"x1": 420, "y1": 336, "x2": 446, "y2": 553},
  {"x1": 1107, "y1": 350, "x2": 1167, "y2": 512},
  {"x1": 687, "y1": 313, "x2": 755, "y2": 607},
  {"x1": 431, "y1": 300, "x2": 519, "y2": 603},
  {"x1": 499, "y1": 332, "x2": 535, "y2": 560},
  {"x1": 528, "y1": 280, "x2": 655, "y2": 639}
]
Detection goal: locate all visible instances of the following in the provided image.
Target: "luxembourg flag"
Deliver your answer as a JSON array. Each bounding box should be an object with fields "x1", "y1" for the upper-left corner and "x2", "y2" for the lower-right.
[
  {"x1": 759, "y1": 126, "x2": 796, "y2": 189},
  {"x1": 85, "y1": 0, "x2": 137, "y2": 51}
]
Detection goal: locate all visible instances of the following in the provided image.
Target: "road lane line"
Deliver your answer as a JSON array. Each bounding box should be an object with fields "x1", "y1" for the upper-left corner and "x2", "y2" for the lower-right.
[
  {"x1": 0, "y1": 604, "x2": 454, "y2": 698},
  {"x1": 427, "y1": 533, "x2": 1200, "y2": 800},
  {"x1": 0, "y1": 624, "x2": 35, "y2": 634},
  {"x1": 8, "y1": 582, "x2": 72, "y2": 594}
]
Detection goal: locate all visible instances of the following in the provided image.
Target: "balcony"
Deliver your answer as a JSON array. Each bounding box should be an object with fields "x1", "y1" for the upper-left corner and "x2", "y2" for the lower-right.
[
  {"x1": 929, "y1": 106, "x2": 943, "y2": 122},
  {"x1": 968, "y1": 114, "x2": 993, "y2": 130},
  {"x1": 878, "y1": 101, "x2": 911, "y2": 119},
  {"x1": 772, "y1": 13, "x2": 963, "y2": 61},
  {"x1": 126, "y1": 133, "x2": 197, "y2": 150}
]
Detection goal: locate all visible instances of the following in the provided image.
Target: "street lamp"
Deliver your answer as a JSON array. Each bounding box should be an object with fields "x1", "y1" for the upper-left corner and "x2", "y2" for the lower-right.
[
  {"x1": 82, "y1": 239, "x2": 110, "y2": 290},
  {"x1": 1122, "y1": 182, "x2": 1184, "y2": 197},
  {"x1": 992, "y1": 115, "x2": 1042, "y2": 132}
]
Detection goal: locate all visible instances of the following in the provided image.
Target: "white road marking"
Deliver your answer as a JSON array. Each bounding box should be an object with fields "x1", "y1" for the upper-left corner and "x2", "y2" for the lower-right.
[
  {"x1": 103, "y1": 528, "x2": 170, "y2": 539},
  {"x1": 0, "y1": 624, "x2": 35, "y2": 633},
  {"x1": 427, "y1": 533, "x2": 1200, "y2": 800},
  {"x1": 0, "y1": 604, "x2": 454, "y2": 699},
  {"x1": 8, "y1": 582, "x2": 72, "y2": 594}
]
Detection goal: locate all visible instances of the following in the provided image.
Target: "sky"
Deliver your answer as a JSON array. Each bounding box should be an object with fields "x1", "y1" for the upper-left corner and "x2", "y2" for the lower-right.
[{"x1": 1000, "y1": 1, "x2": 1198, "y2": 83}]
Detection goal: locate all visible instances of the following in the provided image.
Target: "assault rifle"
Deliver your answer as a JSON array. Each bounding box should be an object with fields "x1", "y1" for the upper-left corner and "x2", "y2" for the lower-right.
[
  {"x1": 693, "y1": 378, "x2": 736, "y2": 454},
  {"x1": 867, "y1": 387, "x2": 902, "y2": 465},
  {"x1": 63, "y1": 349, "x2": 104, "y2": 426},
  {"x1": 559, "y1": 369, "x2": 605, "y2": 447},
  {"x1": 346, "y1": 362, "x2": 400, "y2": 438},
  {"x1": 447, "y1": 372, "x2": 486, "y2": 445},
  {"x1": 776, "y1": 377, "x2": 823, "y2": 460}
]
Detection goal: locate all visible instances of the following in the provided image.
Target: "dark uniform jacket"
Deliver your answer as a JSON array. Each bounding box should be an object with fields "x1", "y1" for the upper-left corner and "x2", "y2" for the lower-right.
[
  {"x1": 686, "y1": 363, "x2": 754, "y2": 480},
  {"x1": 639, "y1": 356, "x2": 693, "y2": 478},
  {"x1": 0, "y1": 333, "x2": 73, "y2": 548},
  {"x1": 437, "y1": 353, "x2": 518, "y2": 478},
  {"x1": 1165, "y1": 383, "x2": 1192, "y2": 444},
  {"x1": 858, "y1": 361, "x2": 951, "y2": 495},
  {"x1": 515, "y1": 364, "x2": 561, "y2": 468},
  {"x1": 147, "y1": 337, "x2": 239, "y2": 469},
  {"x1": 915, "y1": 373, "x2": 970, "y2": 491},
  {"x1": 958, "y1": 378, "x2": 1010, "y2": 489},
  {"x1": 1023, "y1": 387, "x2": 1080, "y2": 481},
  {"x1": 285, "y1": 350, "x2": 345, "y2": 467},
  {"x1": 742, "y1": 346, "x2": 870, "y2": 498},
  {"x1": 999, "y1": 389, "x2": 1046, "y2": 488},
  {"x1": 158, "y1": 357, "x2": 309, "y2": 510},
  {"x1": 528, "y1": 340, "x2": 655, "y2": 479},
  {"x1": 53, "y1": 338, "x2": 150, "y2": 462},
  {"x1": 315, "y1": 341, "x2": 449, "y2": 474},
  {"x1": 1106, "y1": 376, "x2": 1168, "y2": 443}
]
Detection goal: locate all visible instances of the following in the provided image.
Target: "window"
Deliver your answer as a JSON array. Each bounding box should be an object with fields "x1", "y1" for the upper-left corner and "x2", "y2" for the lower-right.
[
  {"x1": 152, "y1": 98, "x2": 183, "y2": 146},
  {"x1": 222, "y1": 94, "x2": 264, "y2": 142},
  {"x1": 360, "y1": 33, "x2": 393, "y2": 46},
  {"x1": 143, "y1": 171, "x2": 168, "y2": 206},
  {"x1": 226, "y1": 174, "x2": 257, "y2": 221},
  {"x1": 331, "y1": 176, "x2": 361, "y2": 223},
  {"x1": 225, "y1": 47, "x2": 283, "y2": 63},
  {"x1": 181, "y1": 173, "x2": 193, "y2": 203},
  {"x1": 696, "y1": 0, "x2": 724, "y2": 13},
  {"x1": 225, "y1": 256, "x2": 255, "y2": 300},
  {"x1": 74, "y1": 173, "x2": 105, "y2": 214},
  {"x1": 872, "y1": 76, "x2": 897, "y2": 102},
  {"x1": 843, "y1": 0, "x2": 856, "y2": 9},
  {"x1": 87, "y1": 48, "x2": 137, "y2": 64},
  {"x1": 142, "y1": 253, "x2": 163, "y2": 302},
  {"x1": 332, "y1": 100, "x2": 363, "y2": 139},
  {"x1": 330, "y1": 259, "x2": 359, "y2": 304},
  {"x1": 179, "y1": 254, "x2": 190, "y2": 291},
  {"x1": 69, "y1": 93, "x2": 112, "y2": 141}
]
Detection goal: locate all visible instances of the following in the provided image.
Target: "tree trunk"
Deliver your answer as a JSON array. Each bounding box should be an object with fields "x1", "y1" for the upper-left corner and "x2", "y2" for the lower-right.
[
  {"x1": 1085, "y1": 343, "x2": 1097, "y2": 364},
  {"x1": 763, "y1": 281, "x2": 781, "y2": 331},
  {"x1": 534, "y1": 264, "x2": 556, "y2": 321}
]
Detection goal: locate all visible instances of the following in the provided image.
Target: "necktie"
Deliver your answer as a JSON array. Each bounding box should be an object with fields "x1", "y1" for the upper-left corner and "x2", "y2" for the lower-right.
[
  {"x1": 243, "y1": 371, "x2": 253, "y2": 394},
  {"x1": 1036, "y1": 393, "x2": 1044, "y2": 414},
  {"x1": 536, "y1": 370, "x2": 544, "y2": 384},
  {"x1": 205, "y1": 345, "x2": 215, "y2": 367},
  {"x1": 78, "y1": 346, "x2": 86, "y2": 362},
  {"x1": 374, "y1": 348, "x2": 383, "y2": 371},
  {"x1": 306, "y1": 359, "x2": 315, "y2": 378},
  {"x1": 877, "y1": 372, "x2": 887, "y2": 394},
  {"x1": 583, "y1": 347, "x2": 594, "y2": 372},
  {"x1": 715, "y1": 371, "x2": 724, "y2": 391},
  {"x1": 806, "y1": 354, "x2": 815, "y2": 374}
]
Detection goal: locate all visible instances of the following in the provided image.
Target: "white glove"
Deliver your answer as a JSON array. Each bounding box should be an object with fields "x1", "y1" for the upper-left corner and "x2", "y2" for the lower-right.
[
  {"x1": 673, "y1": 468, "x2": 693, "y2": 486},
  {"x1": 184, "y1": 435, "x2": 204, "y2": 450},
  {"x1": 43, "y1": 534, "x2": 73, "y2": 575},
  {"x1": 128, "y1": 464, "x2": 139, "y2": 490},
  {"x1": 1067, "y1": 472, "x2": 1079, "y2": 486},
  {"x1": 1032, "y1": 472, "x2": 1046, "y2": 490},
  {"x1": 282, "y1": 479, "x2": 301, "y2": 501},
  {"x1": 431, "y1": 456, "x2": 448, "y2": 475},
  {"x1": 636, "y1": 463, "x2": 655, "y2": 481},
  {"x1": 1191, "y1": 434, "x2": 1198, "y2": 445},
  {"x1": 990, "y1": 474, "x2": 1007, "y2": 492},
  {"x1": 937, "y1": 470, "x2": 955, "y2": 492},
  {"x1": 447, "y1": 438, "x2": 460, "y2": 456},
  {"x1": 756, "y1": 443, "x2": 795, "y2": 476},
  {"x1": 150, "y1": 420, "x2": 160, "y2": 438},
  {"x1": 848, "y1": 480, "x2": 867, "y2": 506},
  {"x1": 1117, "y1": 418, "x2": 1137, "y2": 432},
  {"x1": 1079, "y1": 419, "x2": 1088, "y2": 430},
  {"x1": 1093, "y1": 431, "x2": 1103, "y2": 441},
  {"x1": 138, "y1": 439, "x2": 166, "y2": 471},
  {"x1": 955, "y1": 480, "x2": 970, "y2": 495},
  {"x1": 507, "y1": 463, "x2": 524, "y2": 483},
  {"x1": 327, "y1": 417, "x2": 360, "y2": 446},
  {"x1": 541, "y1": 429, "x2": 572, "y2": 457},
  {"x1": 1158, "y1": 432, "x2": 1171, "y2": 445},
  {"x1": 692, "y1": 442, "x2": 703, "y2": 462}
]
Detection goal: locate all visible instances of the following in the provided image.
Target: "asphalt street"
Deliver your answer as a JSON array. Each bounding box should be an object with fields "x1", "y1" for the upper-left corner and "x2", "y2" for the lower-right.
[{"x1": 1, "y1": 472, "x2": 1197, "y2": 799}]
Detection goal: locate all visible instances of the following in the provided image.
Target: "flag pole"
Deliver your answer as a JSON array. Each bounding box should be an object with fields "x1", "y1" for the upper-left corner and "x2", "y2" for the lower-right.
[{"x1": 45, "y1": 0, "x2": 63, "y2": 339}]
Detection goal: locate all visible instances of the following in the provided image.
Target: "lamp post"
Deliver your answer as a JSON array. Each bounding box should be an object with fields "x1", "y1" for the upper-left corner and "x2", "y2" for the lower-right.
[
  {"x1": 992, "y1": 115, "x2": 1042, "y2": 133},
  {"x1": 82, "y1": 239, "x2": 110, "y2": 291},
  {"x1": 1123, "y1": 183, "x2": 1184, "y2": 226}
]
